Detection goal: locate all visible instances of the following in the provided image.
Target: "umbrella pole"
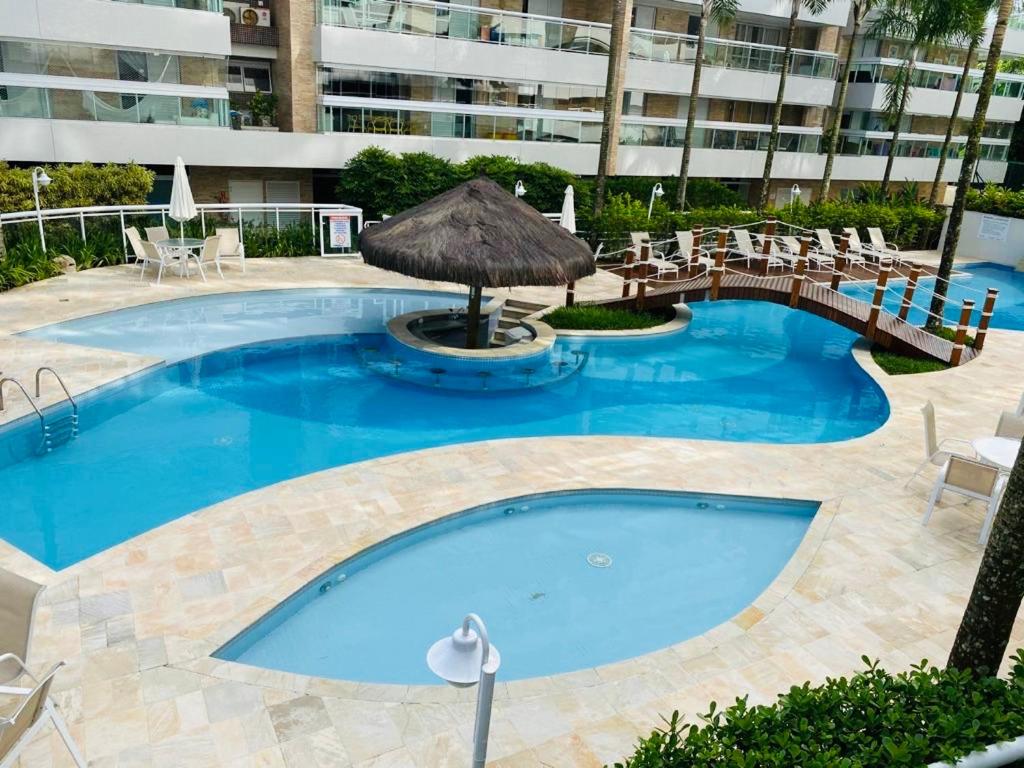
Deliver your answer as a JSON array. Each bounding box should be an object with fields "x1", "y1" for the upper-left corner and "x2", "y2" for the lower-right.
[{"x1": 465, "y1": 285, "x2": 483, "y2": 349}]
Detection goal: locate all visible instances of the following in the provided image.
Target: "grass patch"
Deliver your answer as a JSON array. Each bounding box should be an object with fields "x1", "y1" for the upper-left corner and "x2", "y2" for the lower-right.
[
  {"x1": 543, "y1": 304, "x2": 670, "y2": 331},
  {"x1": 871, "y1": 346, "x2": 949, "y2": 375}
]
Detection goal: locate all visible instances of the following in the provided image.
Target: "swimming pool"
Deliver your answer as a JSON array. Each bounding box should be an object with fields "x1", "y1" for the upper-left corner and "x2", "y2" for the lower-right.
[
  {"x1": 217, "y1": 489, "x2": 817, "y2": 682},
  {"x1": 4, "y1": 289, "x2": 886, "y2": 569},
  {"x1": 840, "y1": 262, "x2": 1024, "y2": 330}
]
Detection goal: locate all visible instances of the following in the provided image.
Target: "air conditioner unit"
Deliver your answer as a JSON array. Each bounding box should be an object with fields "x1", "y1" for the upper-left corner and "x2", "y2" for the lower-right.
[
  {"x1": 222, "y1": 1, "x2": 247, "y2": 23},
  {"x1": 223, "y1": 2, "x2": 271, "y2": 26}
]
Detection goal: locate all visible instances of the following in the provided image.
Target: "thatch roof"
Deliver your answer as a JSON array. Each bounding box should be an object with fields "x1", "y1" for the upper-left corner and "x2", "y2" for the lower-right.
[{"x1": 360, "y1": 178, "x2": 595, "y2": 287}]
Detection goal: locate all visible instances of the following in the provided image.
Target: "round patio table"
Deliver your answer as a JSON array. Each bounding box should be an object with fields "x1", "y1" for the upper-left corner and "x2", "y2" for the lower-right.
[
  {"x1": 972, "y1": 436, "x2": 1022, "y2": 471},
  {"x1": 156, "y1": 237, "x2": 204, "y2": 278}
]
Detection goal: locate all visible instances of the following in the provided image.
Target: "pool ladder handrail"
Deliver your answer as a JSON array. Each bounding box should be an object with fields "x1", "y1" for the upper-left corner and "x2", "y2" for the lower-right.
[{"x1": 0, "y1": 368, "x2": 79, "y2": 453}]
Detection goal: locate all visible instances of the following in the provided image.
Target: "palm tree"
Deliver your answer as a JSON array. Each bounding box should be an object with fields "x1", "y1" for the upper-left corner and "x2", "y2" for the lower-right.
[
  {"x1": 870, "y1": 0, "x2": 968, "y2": 197},
  {"x1": 927, "y1": 0, "x2": 1014, "y2": 331},
  {"x1": 929, "y1": 0, "x2": 996, "y2": 204},
  {"x1": 819, "y1": 0, "x2": 874, "y2": 202},
  {"x1": 593, "y1": 0, "x2": 635, "y2": 217},
  {"x1": 758, "y1": 0, "x2": 833, "y2": 211},
  {"x1": 676, "y1": 0, "x2": 739, "y2": 209}
]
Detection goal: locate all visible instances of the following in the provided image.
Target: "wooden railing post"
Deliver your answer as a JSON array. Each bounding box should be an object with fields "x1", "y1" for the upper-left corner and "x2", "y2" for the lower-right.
[
  {"x1": 710, "y1": 227, "x2": 728, "y2": 300},
  {"x1": 865, "y1": 258, "x2": 892, "y2": 340},
  {"x1": 830, "y1": 235, "x2": 849, "y2": 292},
  {"x1": 760, "y1": 217, "x2": 776, "y2": 276},
  {"x1": 636, "y1": 242, "x2": 650, "y2": 309},
  {"x1": 689, "y1": 225, "x2": 703, "y2": 278},
  {"x1": 974, "y1": 288, "x2": 999, "y2": 352},
  {"x1": 789, "y1": 236, "x2": 810, "y2": 308},
  {"x1": 950, "y1": 299, "x2": 975, "y2": 367},
  {"x1": 621, "y1": 242, "x2": 636, "y2": 299},
  {"x1": 565, "y1": 281, "x2": 575, "y2": 307},
  {"x1": 897, "y1": 263, "x2": 921, "y2": 322}
]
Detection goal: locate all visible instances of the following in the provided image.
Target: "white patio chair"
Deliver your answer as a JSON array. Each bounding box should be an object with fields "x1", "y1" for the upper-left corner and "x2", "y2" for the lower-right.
[
  {"x1": 1017, "y1": 392, "x2": 1024, "y2": 416},
  {"x1": 216, "y1": 228, "x2": 246, "y2": 272},
  {"x1": 843, "y1": 227, "x2": 887, "y2": 263},
  {"x1": 906, "y1": 401, "x2": 976, "y2": 486},
  {"x1": 867, "y1": 227, "x2": 901, "y2": 259},
  {"x1": 817, "y1": 228, "x2": 866, "y2": 267},
  {"x1": 675, "y1": 231, "x2": 714, "y2": 275},
  {"x1": 780, "y1": 234, "x2": 833, "y2": 269},
  {"x1": 138, "y1": 241, "x2": 181, "y2": 285},
  {"x1": 0, "y1": 568, "x2": 43, "y2": 686},
  {"x1": 995, "y1": 410, "x2": 1024, "y2": 440},
  {"x1": 123, "y1": 226, "x2": 148, "y2": 266},
  {"x1": 755, "y1": 234, "x2": 798, "y2": 269},
  {"x1": 630, "y1": 232, "x2": 678, "y2": 279},
  {"x1": 0, "y1": 655, "x2": 85, "y2": 768},
  {"x1": 922, "y1": 457, "x2": 1007, "y2": 544},
  {"x1": 193, "y1": 235, "x2": 223, "y2": 281},
  {"x1": 144, "y1": 226, "x2": 170, "y2": 244},
  {"x1": 732, "y1": 229, "x2": 782, "y2": 270}
]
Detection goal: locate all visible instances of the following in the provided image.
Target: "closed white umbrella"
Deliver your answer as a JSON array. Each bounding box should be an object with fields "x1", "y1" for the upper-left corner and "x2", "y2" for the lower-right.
[
  {"x1": 559, "y1": 185, "x2": 576, "y2": 234},
  {"x1": 169, "y1": 156, "x2": 197, "y2": 238}
]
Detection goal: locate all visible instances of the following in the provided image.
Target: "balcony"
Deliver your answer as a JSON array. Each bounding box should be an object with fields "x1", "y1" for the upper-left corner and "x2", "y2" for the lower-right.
[
  {"x1": 317, "y1": 0, "x2": 838, "y2": 80},
  {"x1": 230, "y1": 23, "x2": 279, "y2": 46}
]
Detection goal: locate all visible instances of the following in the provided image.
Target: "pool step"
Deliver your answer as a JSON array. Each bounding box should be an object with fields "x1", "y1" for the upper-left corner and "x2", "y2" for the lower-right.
[
  {"x1": 492, "y1": 300, "x2": 549, "y2": 347},
  {"x1": 40, "y1": 412, "x2": 78, "y2": 453}
]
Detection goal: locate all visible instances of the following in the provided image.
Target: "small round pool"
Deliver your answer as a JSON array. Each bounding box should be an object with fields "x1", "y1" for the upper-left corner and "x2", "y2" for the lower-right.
[{"x1": 216, "y1": 489, "x2": 817, "y2": 683}]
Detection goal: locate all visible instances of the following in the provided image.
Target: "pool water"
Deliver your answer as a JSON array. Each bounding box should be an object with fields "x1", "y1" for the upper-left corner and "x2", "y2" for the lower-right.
[
  {"x1": 3, "y1": 290, "x2": 887, "y2": 569},
  {"x1": 217, "y1": 490, "x2": 817, "y2": 683},
  {"x1": 841, "y1": 262, "x2": 1024, "y2": 330}
]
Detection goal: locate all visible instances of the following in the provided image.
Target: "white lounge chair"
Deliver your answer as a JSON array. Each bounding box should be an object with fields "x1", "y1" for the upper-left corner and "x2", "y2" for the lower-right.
[
  {"x1": 843, "y1": 227, "x2": 887, "y2": 263},
  {"x1": 674, "y1": 231, "x2": 715, "y2": 275},
  {"x1": 138, "y1": 241, "x2": 181, "y2": 285},
  {"x1": 995, "y1": 410, "x2": 1024, "y2": 440},
  {"x1": 868, "y1": 227, "x2": 901, "y2": 259},
  {"x1": 907, "y1": 401, "x2": 976, "y2": 485},
  {"x1": 0, "y1": 655, "x2": 85, "y2": 768},
  {"x1": 922, "y1": 457, "x2": 1007, "y2": 544},
  {"x1": 0, "y1": 568, "x2": 43, "y2": 686},
  {"x1": 815, "y1": 228, "x2": 866, "y2": 267},
  {"x1": 733, "y1": 229, "x2": 783, "y2": 270},
  {"x1": 216, "y1": 228, "x2": 246, "y2": 272},
  {"x1": 630, "y1": 232, "x2": 679, "y2": 279},
  {"x1": 780, "y1": 234, "x2": 833, "y2": 269}
]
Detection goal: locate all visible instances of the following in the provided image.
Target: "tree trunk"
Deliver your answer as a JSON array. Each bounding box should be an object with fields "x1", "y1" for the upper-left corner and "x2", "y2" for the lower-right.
[
  {"x1": 927, "y1": 0, "x2": 1012, "y2": 332},
  {"x1": 930, "y1": 39, "x2": 977, "y2": 205},
  {"x1": 819, "y1": 9, "x2": 863, "y2": 202},
  {"x1": 758, "y1": 0, "x2": 798, "y2": 211},
  {"x1": 880, "y1": 50, "x2": 916, "y2": 197},
  {"x1": 948, "y1": 440, "x2": 1024, "y2": 674},
  {"x1": 676, "y1": 5, "x2": 708, "y2": 210},
  {"x1": 593, "y1": 0, "x2": 634, "y2": 218}
]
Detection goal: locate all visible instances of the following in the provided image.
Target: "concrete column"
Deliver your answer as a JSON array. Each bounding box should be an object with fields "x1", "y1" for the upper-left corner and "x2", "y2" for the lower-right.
[{"x1": 276, "y1": 0, "x2": 317, "y2": 133}]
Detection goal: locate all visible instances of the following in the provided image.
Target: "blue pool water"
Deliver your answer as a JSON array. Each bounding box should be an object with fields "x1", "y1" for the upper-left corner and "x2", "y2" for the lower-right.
[
  {"x1": 218, "y1": 490, "x2": 817, "y2": 682},
  {"x1": 840, "y1": 262, "x2": 1024, "y2": 330},
  {"x1": 4, "y1": 290, "x2": 887, "y2": 569}
]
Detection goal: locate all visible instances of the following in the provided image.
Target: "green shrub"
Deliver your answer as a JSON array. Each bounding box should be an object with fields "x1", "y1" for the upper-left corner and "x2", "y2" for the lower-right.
[
  {"x1": 0, "y1": 161, "x2": 154, "y2": 212},
  {"x1": 0, "y1": 239, "x2": 65, "y2": 291},
  {"x1": 614, "y1": 652, "x2": 1024, "y2": 768},
  {"x1": 544, "y1": 304, "x2": 667, "y2": 330},
  {"x1": 965, "y1": 184, "x2": 1024, "y2": 219},
  {"x1": 605, "y1": 177, "x2": 743, "y2": 209},
  {"x1": 777, "y1": 199, "x2": 945, "y2": 249}
]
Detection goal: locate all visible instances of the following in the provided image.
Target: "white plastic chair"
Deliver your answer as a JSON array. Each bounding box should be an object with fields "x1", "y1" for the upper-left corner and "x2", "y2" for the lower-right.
[
  {"x1": 0, "y1": 655, "x2": 85, "y2": 768},
  {"x1": 754, "y1": 234, "x2": 797, "y2": 269},
  {"x1": 906, "y1": 401, "x2": 975, "y2": 485},
  {"x1": 922, "y1": 457, "x2": 1007, "y2": 544},
  {"x1": 630, "y1": 232, "x2": 678, "y2": 278},
  {"x1": 780, "y1": 234, "x2": 833, "y2": 269},
  {"x1": 216, "y1": 228, "x2": 246, "y2": 272},
  {"x1": 868, "y1": 227, "x2": 901, "y2": 259},
  {"x1": 675, "y1": 231, "x2": 714, "y2": 275}
]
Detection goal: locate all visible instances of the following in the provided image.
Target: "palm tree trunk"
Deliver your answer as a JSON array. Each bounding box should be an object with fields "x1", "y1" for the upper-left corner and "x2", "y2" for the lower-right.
[
  {"x1": 948, "y1": 440, "x2": 1024, "y2": 674},
  {"x1": 593, "y1": 0, "x2": 634, "y2": 218},
  {"x1": 758, "y1": 0, "x2": 798, "y2": 211},
  {"x1": 676, "y1": 7, "x2": 708, "y2": 210},
  {"x1": 819, "y1": 7, "x2": 864, "y2": 202},
  {"x1": 927, "y1": 0, "x2": 1012, "y2": 332},
  {"x1": 930, "y1": 39, "x2": 977, "y2": 205},
  {"x1": 880, "y1": 52, "x2": 916, "y2": 197}
]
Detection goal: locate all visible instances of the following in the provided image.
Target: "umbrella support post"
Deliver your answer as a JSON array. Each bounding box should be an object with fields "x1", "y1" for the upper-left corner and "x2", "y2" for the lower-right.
[{"x1": 465, "y1": 285, "x2": 483, "y2": 350}]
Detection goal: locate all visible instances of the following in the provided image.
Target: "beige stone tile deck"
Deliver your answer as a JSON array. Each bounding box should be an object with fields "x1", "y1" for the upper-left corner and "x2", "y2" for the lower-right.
[{"x1": 1, "y1": 259, "x2": 1022, "y2": 767}]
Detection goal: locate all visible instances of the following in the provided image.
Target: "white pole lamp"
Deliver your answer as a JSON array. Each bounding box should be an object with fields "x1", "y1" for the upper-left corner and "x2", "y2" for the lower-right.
[
  {"x1": 790, "y1": 183, "x2": 801, "y2": 207},
  {"x1": 427, "y1": 613, "x2": 501, "y2": 768},
  {"x1": 648, "y1": 182, "x2": 664, "y2": 219},
  {"x1": 514, "y1": 180, "x2": 526, "y2": 198},
  {"x1": 32, "y1": 167, "x2": 52, "y2": 252}
]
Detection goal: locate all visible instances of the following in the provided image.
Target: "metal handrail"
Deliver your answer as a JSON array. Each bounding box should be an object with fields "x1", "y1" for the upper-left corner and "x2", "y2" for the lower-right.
[
  {"x1": 0, "y1": 378, "x2": 47, "y2": 436},
  {"x1": 35, "y1": 367, "x2": 78, "y2": 413}
]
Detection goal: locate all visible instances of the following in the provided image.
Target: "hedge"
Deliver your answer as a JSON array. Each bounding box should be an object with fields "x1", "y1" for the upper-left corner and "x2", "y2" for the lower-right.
[
  {"x1": 965, "y1": 184, "x2": 1024, "y2": 219},
  {"x1": 0, "y1": 161, "x2": 154, "y2": 213},
  {"x1": 614, "y1": 651, "x2": 1024, "y2": 768}
]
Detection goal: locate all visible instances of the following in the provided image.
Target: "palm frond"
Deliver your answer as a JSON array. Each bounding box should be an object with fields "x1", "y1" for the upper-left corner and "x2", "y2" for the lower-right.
[
  {"x1": 709, "y1": 0, "x2": 739, "y2": 24},
  {"x1": 801, "y1": 0, "x2": 832, "y2": 15},
  {"x1": 883, "y1": 62, "x2": 911, "y2": 127}
]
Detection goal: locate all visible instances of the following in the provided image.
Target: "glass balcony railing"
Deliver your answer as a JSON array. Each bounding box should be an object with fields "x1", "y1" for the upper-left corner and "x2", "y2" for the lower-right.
[
  {"x1": 110, "y1": 0, "x2": 225, "y2": 11},
  {"x1": 318, "y1": 0, "x2": 837, "y2": 80},
  {"x1": 0, "y1": 86, "x2": 230, "y2": 127},
  {"x1": 837, "y1": 133, "x2": 1010, "y2": 161},
  {"x1": 848, "y1": 59, "x2": 1024, "y2": 99}
]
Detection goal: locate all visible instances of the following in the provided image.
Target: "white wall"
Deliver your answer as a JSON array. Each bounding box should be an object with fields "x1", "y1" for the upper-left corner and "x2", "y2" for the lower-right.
[
  {"x1": 942, "y1": 210, "x2": 1024, "y2": 266},
  {"x1": 315, "y1": 26, "x2": 837, "y2": 107},
  {"x1": 0, "y1": 0, "x2": 231, "y2": 57},
  {"x1": 845, "y1": 83, "x2": 1024, "y2": 124}
]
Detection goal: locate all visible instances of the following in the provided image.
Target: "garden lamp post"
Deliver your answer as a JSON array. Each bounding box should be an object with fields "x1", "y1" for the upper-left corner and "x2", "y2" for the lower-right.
[
  {"x1": 427, "y1": 613, "x2": 501, "y2": 768},
  {"x1": 32, "y1": 167, "x2": 52, "y2": 252},
  {"x1": 514, "y1": 180, "x2": 526, "y2": 198},
  {"x1": 648, "y1": 182, "x2": 664, "y2": 219}
]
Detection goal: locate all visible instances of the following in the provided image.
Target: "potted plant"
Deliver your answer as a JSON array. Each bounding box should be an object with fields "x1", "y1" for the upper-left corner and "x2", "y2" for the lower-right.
[{"x1": 248, "y1": 91, "x2": 278, "y2": 130}]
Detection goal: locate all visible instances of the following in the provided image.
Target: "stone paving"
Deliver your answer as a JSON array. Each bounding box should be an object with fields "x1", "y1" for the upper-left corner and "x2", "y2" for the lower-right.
[{"x1": 1, "y1": 259, "x2": 1022, "y2": 767}]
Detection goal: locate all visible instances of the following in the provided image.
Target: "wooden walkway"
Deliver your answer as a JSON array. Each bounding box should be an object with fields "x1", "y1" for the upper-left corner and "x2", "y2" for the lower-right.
[{"x1": 596, "y1": 272, "x2": 978, "y2": 365}]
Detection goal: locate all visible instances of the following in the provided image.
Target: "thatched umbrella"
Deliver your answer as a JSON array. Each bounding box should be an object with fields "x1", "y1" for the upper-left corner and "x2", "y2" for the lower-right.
[{"x1": 360, "y1": 177, "x2": 595, "y2": 349}]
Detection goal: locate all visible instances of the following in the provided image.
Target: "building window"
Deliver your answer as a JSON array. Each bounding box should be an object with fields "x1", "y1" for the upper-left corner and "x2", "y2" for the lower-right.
[
  {"x1": 734, "y1": 24, "x2": 784, "y2": 47},
  {"x1": 227, "y1": 58, "x2": 273, "y2": 93}
]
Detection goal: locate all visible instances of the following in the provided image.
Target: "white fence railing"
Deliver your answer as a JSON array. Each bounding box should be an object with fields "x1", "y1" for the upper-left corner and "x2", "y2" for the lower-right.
[{"x1": 0, "y1": 203, "x2": 365, "y2": 258}]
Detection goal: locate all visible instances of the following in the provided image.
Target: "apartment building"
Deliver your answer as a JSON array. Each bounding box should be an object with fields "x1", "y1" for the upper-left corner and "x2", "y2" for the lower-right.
[{"x1": 1, "y1": 0, "x2": 1022, "y2": 208}]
